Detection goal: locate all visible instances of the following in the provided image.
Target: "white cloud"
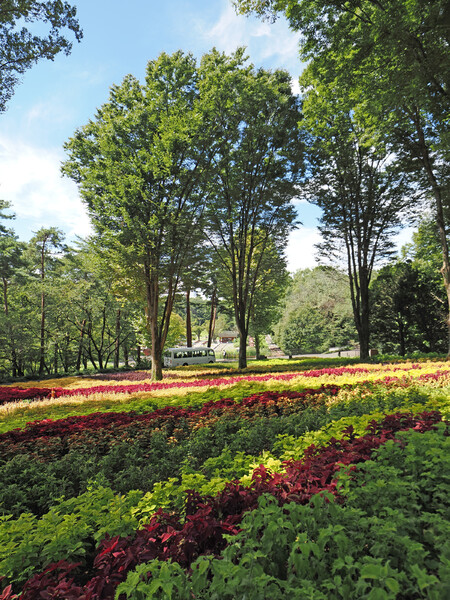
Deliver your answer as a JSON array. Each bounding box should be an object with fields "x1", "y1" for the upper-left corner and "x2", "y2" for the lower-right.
[
  {"x1": 0, "y1": 135, "x2": 93, "y2": 242},
  {"x1": 286, "y1": 227, "x2": 322, "y2": 272},
  {"x1": 199, "y1": 1, "x2": 302, "y2": 72},
  {"x1": 393, "y1": 226, "x2": 414, "y2": 254}
]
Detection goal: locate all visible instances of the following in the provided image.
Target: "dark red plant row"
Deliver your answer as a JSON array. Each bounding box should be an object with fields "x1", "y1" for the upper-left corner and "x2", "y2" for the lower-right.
[
  {"x1": 8, "y1": 410, "x2": 444, "y2": 600},
  {"x1": 0, "y1": 386, "x2": 339, "y2": 461}
]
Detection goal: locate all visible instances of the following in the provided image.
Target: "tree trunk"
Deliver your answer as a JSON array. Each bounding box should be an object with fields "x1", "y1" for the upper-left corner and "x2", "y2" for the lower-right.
[
  {"x1": 76, "y1": 319, "x2": 86, "y2": 371},
  {"x1": 38, "y1": 288, "x2": 46, "y2": 376},
  {"x1": 150, "y1": 325, "x2": 163, "y2": 379},
  {"x1": 123, "y1": 342, "x2": 129, "y2": 367},
  {"x1": 207, "y1": 287, "x2": 217, "y2": 347},
  {"x1": 238, "y1": 332, "x2": 247, "y2": 369},
  {"x1": 86, "y1": 322, "x2": 98, "y2": 370},
  {"x1": 53, "y1": 342, "x2": 58, "y2": 374},
  {"x1": 398, "y1": 316, "x2": 406, "y2": 356},
  {"x1": 136, "y1": 345, "x2": 141, "y2": 364},
  {"x1": 186, "y1": 288, "x2": 192, "y2": 347},
  {"x1": 254, "y1": 333, "x2": 261, "y2": 360},
  {"x1": 114, "y1": 308, "x2": 121, "y2": 369},
  {"x1": 146, "y1": 269, "x2": 163, "y2": 380},
  {"x1": 410, "y1": 108, "x2": 450, "y2": 353},
  {"x1": 38, "y1": 237, "x2": 47, "y2": 377},
  {"x1": 2, "y1": 277, "x2": 19, "y2": 377},
  {"x1": 359, "y1": 273, "x2": 370, "y2": 360}
]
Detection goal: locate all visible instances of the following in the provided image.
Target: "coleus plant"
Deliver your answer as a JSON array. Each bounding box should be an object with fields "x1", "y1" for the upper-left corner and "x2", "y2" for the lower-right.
[{"x1": 13, "y1": 410, "x2": 444, "y2": 600}]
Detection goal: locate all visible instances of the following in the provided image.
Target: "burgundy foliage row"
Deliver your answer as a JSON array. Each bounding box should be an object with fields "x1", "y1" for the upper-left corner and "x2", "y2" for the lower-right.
[{"x1": 0, "y1": 386, "x2": 339, "y2": 461}]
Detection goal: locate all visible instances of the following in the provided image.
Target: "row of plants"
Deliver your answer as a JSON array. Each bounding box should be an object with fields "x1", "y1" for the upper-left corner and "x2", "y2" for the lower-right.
[
  {"x1": 0, "y1": 360, "x2": 449, "y2": 598},
  {"x1": 2, "y1": 376, "x2": 450, "y2": 519},
  {"x1": 1, "y1": 412, "x2": 448, "y2": 599},
  {"x1": 2, "y1": 360, "x2": 450, "y2": 408}
]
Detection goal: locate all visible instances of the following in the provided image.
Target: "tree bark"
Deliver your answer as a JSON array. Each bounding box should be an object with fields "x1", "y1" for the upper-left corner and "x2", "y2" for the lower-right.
[
  {"x1": 238, "y1": 331, "x2": 247, "y2": 369},
  {"x1": 359, "y1": 268, "x2": 370, "y2": 360},
  {"x1": 114, "y1": 308, "x2": 121, "y2": 369},
  {"x1": 186, "y1": 288, "x2": 192, "y2": 347},
  {"x1": 2, "y1": 276, "x2": 19, "y2": 377},
  {"x1": 53, "y1": 342, "x2": 58, "y2": 375},
  {"x1": 207, "y1": 287, "x2": 217, "y2": 347},
  {"x1": 76, "y1": 319, "x2": 86, "y2": 371},
  {"x1": 146, "y1": 267, "x2": 163, "y2": 380},
  {"x1": 254, "y1": 333, "x2": 261, "y2": 360},
  {"x1": 398, "y1": 316, "x2": 406, "y2": 356},
  {"x1": 410, "y1": 109, "x2": 450, "y2": 354}
]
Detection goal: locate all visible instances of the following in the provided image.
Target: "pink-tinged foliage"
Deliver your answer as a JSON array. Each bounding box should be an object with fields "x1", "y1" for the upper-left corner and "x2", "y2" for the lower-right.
[
  {"x1": 15, "y1": 410, "x2": 444, "y2": 600},
  {"x1": 0, "y1": 387, "x2": 56, "y2": 404},
  {"x1": 2, "y1": 363, "x2": 447, "y2": 405}
]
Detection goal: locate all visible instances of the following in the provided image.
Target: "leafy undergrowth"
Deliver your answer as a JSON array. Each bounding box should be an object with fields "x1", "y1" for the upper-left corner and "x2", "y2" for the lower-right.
[
  {"x1": 0, "y1": 360, "x2": 449, "y2": 599},
  {"x1": 1, "y1": 412, "x2": 448, "y2": 599}
]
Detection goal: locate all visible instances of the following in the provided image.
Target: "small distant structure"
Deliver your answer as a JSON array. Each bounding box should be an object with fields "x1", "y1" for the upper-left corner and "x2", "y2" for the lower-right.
[{"x1": 218, "y1": 330, "x2": 238, "y2": 343}]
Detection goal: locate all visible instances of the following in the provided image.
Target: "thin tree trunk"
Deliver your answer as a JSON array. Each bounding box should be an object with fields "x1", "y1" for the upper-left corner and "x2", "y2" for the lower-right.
[
  {"x1": 38, "y1": 236, "x2": 48, "y2": 377},
  {"x1": 114, "y1": 308, "x2": 121, "y2": 369},
  {"x1": 53, "y1": 342, "x2": 58, "y2": 374},
  {"x1": 398, "y1": 316, "x2": 406, "y2": 356},
  {"x1": 2, "y1": 277, "x2": 19, "y2": 377},
  {"x1": 63, "y1": 334, "x2": 70, "y2": 371},
  {"x1": 254, "y1": 333, "x2": 261, "y2": 360},
  {"x1": 359, "y1": 268, "x2": 370, "y2": 360},
  {"x1": 76, "y1": 319, "x2": 86, "y2": 371},
  {"x1": 39, "y1": 288, "x2": 46, "y2": 376},
  {"x1": 86, "y1": 322, "x2": 98, "y2": 370},
  {"x1": 146, "y1": 269, "x2": 163, "y2": 380},
  {"x1": 207, "y1": 287, "x2": 217, "y2": 347},
  {"x1": 186, "y1": 288, "x2": 192, "y2": 347},
  {"x1": 123, "y1": 342, "x2": 129, "y2": 367}
]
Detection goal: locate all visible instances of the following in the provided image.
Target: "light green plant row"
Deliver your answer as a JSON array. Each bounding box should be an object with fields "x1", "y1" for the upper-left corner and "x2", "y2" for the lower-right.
[
  {"x1": 0, "y1": 483, "x2": 144, "y2": 587},
  {"x1": 117, "y1": 424, "x2": 450, "y2": 600}
]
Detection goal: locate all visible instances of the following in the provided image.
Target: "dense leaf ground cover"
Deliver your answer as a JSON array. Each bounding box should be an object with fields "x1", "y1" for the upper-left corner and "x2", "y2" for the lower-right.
[{"x1": 0, "y1": 358, "x2": 449, "y2": 599}]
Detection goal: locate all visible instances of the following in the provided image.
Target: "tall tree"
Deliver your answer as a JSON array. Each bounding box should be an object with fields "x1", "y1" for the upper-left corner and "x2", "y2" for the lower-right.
[
  {"x1": 0, "y1": 0, "x2": 82, "y2": 112},
  {"x1": 62, "y1": 51, "x2": 216, "y2": 380},
  {"x1": 26, "y1": 227, "x2": 65, "y2": 376},
  {"x1": 233, "y1": 0, "x2": 450, "y2": 350},
  {"x1": 200, "y1": 49, "x2": 304, "y2": 368},
  {"x1": 300, "y1": 82, "x2": 415, "y2": 358}
]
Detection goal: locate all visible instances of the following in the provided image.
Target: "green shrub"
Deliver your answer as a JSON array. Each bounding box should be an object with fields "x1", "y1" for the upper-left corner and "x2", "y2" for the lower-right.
[{"x1": 118, "y1": 425, "x2": 450, "y2": 600}]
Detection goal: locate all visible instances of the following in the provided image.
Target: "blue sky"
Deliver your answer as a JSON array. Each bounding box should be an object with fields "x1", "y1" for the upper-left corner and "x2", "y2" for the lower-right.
[{"x1": 0, "y1": 0, "x2": 408, "y2": 271}]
